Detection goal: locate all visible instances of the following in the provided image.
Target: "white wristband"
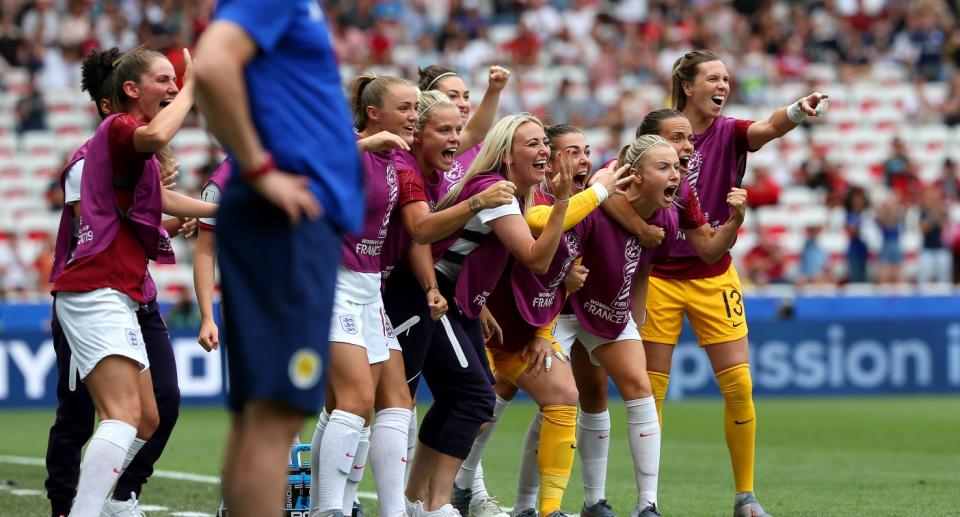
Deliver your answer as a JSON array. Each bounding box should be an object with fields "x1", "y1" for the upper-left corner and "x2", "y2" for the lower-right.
[
  {"x1": 591, "y1": 182, "x2": 610, "y2": 203},
  {"x1": 787, "y1": 101, "x2": 807, "y2": 124}
]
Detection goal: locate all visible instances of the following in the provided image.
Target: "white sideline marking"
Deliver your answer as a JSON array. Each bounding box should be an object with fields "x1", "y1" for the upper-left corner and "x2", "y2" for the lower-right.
[
  {"x1": 141, "y1": 504, "x2": 171, "y2": 511},
  {"x1": 171, "y1": 513, "x2": 214, "y2": 517},
  {"x1": 11, "y1": 488, "x2": 43, "y2": 496},
  {"x1": 0, "y1": 455, "x2": 382, "y2": 501}
]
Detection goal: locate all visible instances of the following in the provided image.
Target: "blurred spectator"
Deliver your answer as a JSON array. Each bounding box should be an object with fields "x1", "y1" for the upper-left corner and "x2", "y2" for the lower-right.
[
  {"x1": 330, "y1": 15, "x2": 369, "y2": 65},
  {"x1": 934, "y1": 158, "x2": 959, "y2": 201},
  {"x1": 743, "y1": 230, "x2": 787, "y2": 286},
  {"x1": 34, "y1": 237, "x2": 55, "y2": 295},
  {"x1": 503, "y1": 22, "x2": 541, "y2": 67},
  {"x1": 902, "y1": 3, "x2": 948, "y2": 81},
  {"x1": 22, "y1": 0, "x2": 60, "y2": 47},
  {"x1": 165, "y1": 287, "x2": 202, "y2": 330},
  {"x1": 797, "y1": 225, "x2": 833, "y2": 286},
  {"x1": 941, "y1": 72, "x2": 960, "y2": 126},
  {"x1": 917, "y1": 188, "x2": 951, "y2": 284},
  {"x1": 0, "y1": 10, "x2": 22, "y2": 68},
  {"x1": 776, "y1": 36, "x2": 809, "y2": 80},
  {"x1": 875, "y1": 198, "x2": 904, "y2": 284},
  {"x1": 561, "y1": 0, "x2": 598, "y2": 42},
  {"x1": 59, "y1": 0, "x2": 93, "y2": 49},
  {"x1": 520, "y1": 0, "x2": 562, "y2": 40},
  {"x1": 0, "y1": 240, "x2": 29, "y2": 300},
  {"x1": 745, "y1": 164, "x2": 781, "y2": 208},
  {"x1": 881, "y1": 137, "x2": 911, "y2": 187},
  {"x1": 45, "y1": 180, "x2": 64, "y2": 212},
  {"x1": 950, "y1": 222, "x2": 960, "y2": 283},
  {"x1": 737, "y1": 35, "x2": 773, "y2": 106},
  {"x1": 97, "y1": 10, "x2": 138, "y2": 53},
  {"x1": 15, "y1": 73, "x2": 47, "y2": 135},
  {"x1": 844, "y1": 187, "x2": 871, "y2": 283},
  {"x1": 797, "y1": 148, "x2": 848, "y2": 206}
]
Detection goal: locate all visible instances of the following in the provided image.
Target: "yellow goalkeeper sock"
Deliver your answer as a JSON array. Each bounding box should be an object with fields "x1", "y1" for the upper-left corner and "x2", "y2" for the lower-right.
[
  {"x1": 538, "y1": 404, "x2": 577, "y2": 515},
  {"x1": 648, "y1": 371, "x2": 670, "y2": 428},
  {"x1": 716, "y1": 363, "x2": 756, "y2": 492}
]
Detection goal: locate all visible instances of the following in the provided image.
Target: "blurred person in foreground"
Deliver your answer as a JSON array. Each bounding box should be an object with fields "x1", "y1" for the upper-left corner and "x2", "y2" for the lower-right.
[{"x1": 192, "y1": 1, "x2": 363, "y2": 516}]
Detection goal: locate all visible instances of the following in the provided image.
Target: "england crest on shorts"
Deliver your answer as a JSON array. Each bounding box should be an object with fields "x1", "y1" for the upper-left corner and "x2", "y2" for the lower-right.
[
  {"x1": 340, "y1": 315, "x2": 359, "y2": 335},
  {"x1": 125, "y1": 328, "x2": 141, "y2": 349}
]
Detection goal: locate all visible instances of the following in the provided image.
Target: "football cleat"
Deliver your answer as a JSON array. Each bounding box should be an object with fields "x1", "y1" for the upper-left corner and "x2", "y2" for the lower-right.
[
  {"x1": 451, "y1": 484, "x2": 472, "y2": 517},
  {"x1": 581, "y1": 499, "x2": 616, "y2": 517},
  {"x1": 630, "y1": 503, "x2": 661, "y2": 517},
  {"x1": 468, "y1": 496, "x2": 509, "y2": 517},
  {"x1": 734, "y1": 492, "x2": 772, "y2": 517},
  {"x1": 100, "y1": 492, "x2": 144, "y2": 517}
]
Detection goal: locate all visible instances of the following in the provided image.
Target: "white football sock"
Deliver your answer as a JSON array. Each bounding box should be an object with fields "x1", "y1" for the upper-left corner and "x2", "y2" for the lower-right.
[
  {"x1": 312, "y1": 410, "x2": 363, "y2": 514},
  {"x1": 471, "y1": 463, "x2": 488, "y2": 503},
  {"x1": 69, "y1": 419, "x2": 136, "y2": 516},
  {"x1": 578, "y1": 409, "x2": 611, "y2": 506},
  {"x1": 370, "y1": 408, "x2": 412, "y2": 517},
  {"x1": 121, "y1": 437, "x2": 146, "y2": 471},
  {"x1": 455, "y1": 395, "x2": 510, "y2": 491},
  {"x1": 625, "y1": 397, "x2": 661, "y2": 507},
  {"x1": 309, "y1": 409, "x2": 331, "y2": 512},
  {"x1": 513, "y1": 411, "x2": 542, "y2": 512},
  {"x1": 342, "y1": 426, "x2": 371, "y2": 511},
  {"x1": 405, "y1": 406, "x2": 417, "y2": 484}
]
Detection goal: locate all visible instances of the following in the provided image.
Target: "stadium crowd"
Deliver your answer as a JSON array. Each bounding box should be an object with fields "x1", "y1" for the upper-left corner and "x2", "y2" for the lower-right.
[{"x1": 2, "y1": 0, "x2": 960, "y2": 303}]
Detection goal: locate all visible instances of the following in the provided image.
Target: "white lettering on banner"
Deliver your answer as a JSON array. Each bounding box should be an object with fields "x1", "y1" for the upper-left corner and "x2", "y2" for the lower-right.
[
  {"x1": 948, "y1": 324, "x2": 960, "y2": 386},
  {"x1": 172, "y1": 338, "x2": 222, "y2": 397},
  {"x1": 794, "y1": 340, "x2": 827, "y2": 389},
  {"x1": 668, "y1": 324, "x2": 942, "y2": 398},
  {"x1": 845, "y1": 341, "x2": 887, "y2": 389},
  {"x1": 7, "y1": 341, "x2": 56, "y2": 399},
  {"x1": 890, "y1": 340, "x2": 931, "y2": 387}
]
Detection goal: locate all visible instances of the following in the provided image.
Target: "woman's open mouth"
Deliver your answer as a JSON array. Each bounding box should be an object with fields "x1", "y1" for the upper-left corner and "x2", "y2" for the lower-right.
[
  {"x1": 573, "y1": 171, "x2": 588, "y2": 190},
  {"x1": 711, "y1": 95, "x2": 725, "y2": 107},
  {"x1": 441, "y1": 146, "x2": 458, "y2": 162},
  {"x1": 663, "y1": 184, "x2": 678, "y2": 201},
  {"x1": 533, "y1": 159, "x2": 547, "y2": 172}
]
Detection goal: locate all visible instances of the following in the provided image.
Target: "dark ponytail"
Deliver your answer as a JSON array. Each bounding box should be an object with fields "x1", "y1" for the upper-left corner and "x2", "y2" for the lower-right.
[
  {"x1": 81, "y1": 48, "x2": 121, "y2": 118},
  {"x1": 670, "y1": 49, "x2": 723, "y2": 111},
  {"x1": 110, "y1": 47, "x2": 166, "y2": 112},
  {"x1": 349, "y1": 72, "x2": 412, "y2": 132},
  {"x1": 635, "y1": 108, "x2": 686, "y2": 138}
]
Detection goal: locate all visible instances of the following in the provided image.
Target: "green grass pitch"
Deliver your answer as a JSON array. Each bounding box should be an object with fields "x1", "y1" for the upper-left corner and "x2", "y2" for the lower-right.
[{"x1": 1, "y1": 396, "x2": 958, "y2": 516}]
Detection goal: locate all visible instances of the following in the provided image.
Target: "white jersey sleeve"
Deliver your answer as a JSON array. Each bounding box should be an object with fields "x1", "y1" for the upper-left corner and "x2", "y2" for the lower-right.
[
  {"x1": 198, "y1": 182, "x2": 222, "y2": 227},
  {"x1": 64, "y1": 159, "x2": 84, "y2": 205}
]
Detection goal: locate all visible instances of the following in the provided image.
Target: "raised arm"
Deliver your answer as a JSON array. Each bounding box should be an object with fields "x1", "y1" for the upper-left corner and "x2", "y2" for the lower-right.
[
  {"x1": 682, "y1": 187, "x2": 747, "y2": 263},
  {"x1": 746, "y1": 92, "x2": 829, "y2": 151},
  {"x1": 525, "y1": 157, "x2": 625, "y2": 235},
  {"x1": 458, "y1": 66, "x2": 510, "y2": 153},
  {"x1": 133, "y1": 49, "x2": 196, "y2": 153}
]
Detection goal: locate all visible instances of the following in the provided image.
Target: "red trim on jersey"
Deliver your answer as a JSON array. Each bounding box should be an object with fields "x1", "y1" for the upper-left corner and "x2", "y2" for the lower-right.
[
  {"x1": 651, "y1": 253, "x2": 732, "y2": 280},
  {"x1": 397, "y1": 168, "x2": 429, "y2": 207}
]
